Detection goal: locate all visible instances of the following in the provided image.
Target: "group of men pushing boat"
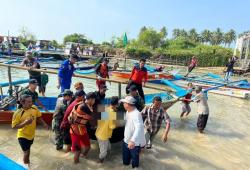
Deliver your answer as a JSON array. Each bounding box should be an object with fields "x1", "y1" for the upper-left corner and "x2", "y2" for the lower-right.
[{"x1": 11, "y1": 52, "x2": 210, "y2": 169}]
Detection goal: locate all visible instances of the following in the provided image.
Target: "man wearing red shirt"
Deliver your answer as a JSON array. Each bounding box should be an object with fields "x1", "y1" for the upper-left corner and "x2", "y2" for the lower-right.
[
  {"x1": 185, "y1": 56, "x2": 198, "y2": 77},
  {"x1": 126, "y1": 59, "x2": 148, "y2": 101},
  {"x1": 95, "y1": 58, "x2": 110, "y2": 89}
]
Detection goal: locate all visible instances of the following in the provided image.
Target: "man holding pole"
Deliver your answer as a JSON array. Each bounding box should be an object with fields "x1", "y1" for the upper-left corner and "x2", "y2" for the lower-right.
[
  {"x1": 57, "y1": 54, "x2": 78, "y2": 93},
  {"x1": 126, "y1": 58, "x2": 148, "y2": 101}
]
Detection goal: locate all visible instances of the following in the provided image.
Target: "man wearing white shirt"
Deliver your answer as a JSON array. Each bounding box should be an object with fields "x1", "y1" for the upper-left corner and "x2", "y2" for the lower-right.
[{"x1": 120, "y1": 96, "x2": 146, "y2": 168}]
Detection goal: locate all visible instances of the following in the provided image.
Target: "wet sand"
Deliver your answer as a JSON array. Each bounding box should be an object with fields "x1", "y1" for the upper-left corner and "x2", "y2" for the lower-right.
[{"x1": 1, "y1": 93, "x2": 250, "y2": 170}]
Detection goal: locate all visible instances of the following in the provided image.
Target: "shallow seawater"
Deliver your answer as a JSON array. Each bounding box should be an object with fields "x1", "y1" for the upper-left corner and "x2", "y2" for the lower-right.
[{"x1": 0, "y1": 66, "x2": 250, "y2": 170}]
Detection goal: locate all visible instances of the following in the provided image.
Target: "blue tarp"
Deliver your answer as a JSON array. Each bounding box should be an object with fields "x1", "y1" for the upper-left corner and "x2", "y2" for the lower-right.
[{"x1": 0, "y1": 154, "x2": 26, "y2": 170}]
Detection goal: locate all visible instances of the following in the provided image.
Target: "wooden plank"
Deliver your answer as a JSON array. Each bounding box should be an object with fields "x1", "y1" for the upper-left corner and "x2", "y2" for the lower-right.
[{"x1": 0, "y1": 63, "x2": 173, "y2": 92}]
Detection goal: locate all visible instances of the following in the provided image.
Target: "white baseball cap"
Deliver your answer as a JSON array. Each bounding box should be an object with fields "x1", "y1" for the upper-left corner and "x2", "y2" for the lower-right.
[{"x1": 119, "y1": 96, "x2": 136, "y2": 105}]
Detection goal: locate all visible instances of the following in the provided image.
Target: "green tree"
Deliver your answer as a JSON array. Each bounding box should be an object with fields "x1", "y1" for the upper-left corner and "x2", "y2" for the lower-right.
[
  {"x1": 160, "y1": 26, "x2": 167, "y2": 47},
  {"x1": 160, "y1": 26, "x2": 168, "y2": 38},
  {"x1": 179, "y1": 29, "x2": 188, "y2": 39},
  {"x1": 63, "y1": 33, "x2": 92, "y2": 44},
  {"x1": 18, "y1": 27, "x2": 36, "y2": 46},
  {"x1": 139, "y1": 26, "x2": 147, "y2": 35},
  {"x1": 211, "y1": 28, "x2": 224, "y2": 45},
  {"x1": 188, "y1": 28, "x2": 199, "y2": 42},
  {"x1": 51, "y1": 40, "x2": 59, "y2": 48},
  {"x1": 201, "y1": 29, "x2": 212, "y2": 44},
  {"x1": 172, "y1": 28, "x2": 181, "y2": 39},
  {"x1": 138, "y1": 28, "x2": 161, "y2": 49},
  {"x1": 224, "y1": 29, "x2": 236, "y2": 47}
]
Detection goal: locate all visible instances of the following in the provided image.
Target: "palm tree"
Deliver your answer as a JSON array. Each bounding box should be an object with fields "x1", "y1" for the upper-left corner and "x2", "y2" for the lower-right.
[
  {"x1": 160, "y1": 26, "x2": 167, "y2": 38},
  {"x1": 139, "y1": 26, "x2": 147, "y2": 35},
  {"x1": 188, "y1": 28, "x2": 199, "y2": 42},
  {"x1": 172, "y1": 28, "x2": 181, "y2": 39},
  {"x1": 179, "y1": 29, "x2": 188, "y2": 39},
  {"x1": 227, "y1": 29, "x2": 236, "y2": 47},
  {"x1": 201, "y1": 29, "x2": 212, "y2": 44},
  {"x1": 211, "y1": 28, "x2": 224, "y2": 45}
]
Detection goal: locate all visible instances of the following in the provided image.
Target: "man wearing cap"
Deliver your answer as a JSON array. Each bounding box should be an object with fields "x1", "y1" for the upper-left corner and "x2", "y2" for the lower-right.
[
  {"x1": 60, "y1": 90, "x2": 86, "y2": 152},
  {"x1": 126, "y1": 58, "x2": 148, "y2": 101},
  {"x1": 57, "y1": 54, "x2": 78, "y2": 93},
  {"x1": 191, "y1": 86, "x2": 209, "y2": 133},
  {"x1": 128, "y1": 85, "x2": 144, "y2": 112},
  {"x1": 52, "y1": 89, "x2": 74, "y2": 150},
  {"x1": 21, "y1": 79, "x2": 48, "y2": 111},
  {"x1": 141, "y1": 96, "x2": 171, "y2": 149},
  {"x1": 21, "y1": 51, "x2": 44, "y2": 96},
  {"x1": 95, "y1": 58, "x2": 110, "y2": 89},
  {"x1": 120, "y1": 96, "x2": 146, "y2": 168}
]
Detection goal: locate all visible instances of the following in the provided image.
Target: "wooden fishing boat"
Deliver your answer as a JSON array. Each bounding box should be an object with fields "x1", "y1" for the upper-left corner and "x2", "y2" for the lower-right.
[
  {"x1": 0, "y1": 92, "x2": 175, "y2": 143},
  {"x1": 111, "y1": 71, "x2": 174, "y2": 80},
  {"x1": 149, "y1": 78, "x2": 250, "y2": 99}
]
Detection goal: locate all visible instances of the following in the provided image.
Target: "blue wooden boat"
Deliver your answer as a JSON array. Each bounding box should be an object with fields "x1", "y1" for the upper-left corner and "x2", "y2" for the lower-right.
[{"x1": 0, "y1": 154, "x2": 26, "y2": 170}]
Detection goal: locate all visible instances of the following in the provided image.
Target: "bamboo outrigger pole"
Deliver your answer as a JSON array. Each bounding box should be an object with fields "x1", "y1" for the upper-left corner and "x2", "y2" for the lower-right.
[{"x1": 0, "y1": 63, "x2": 174, "y2": 98}]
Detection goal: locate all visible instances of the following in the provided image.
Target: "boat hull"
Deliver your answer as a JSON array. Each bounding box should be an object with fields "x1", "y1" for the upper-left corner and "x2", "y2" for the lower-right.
[
  {"x1": 149, "y1": 79, "x2": 250, "y2": 99},
  {"x1": 0, "y1": 110, "x2": 53, "y2": 125},
  {"x1": 111, "y1": 71, "x2": 173, "y2": 80}
]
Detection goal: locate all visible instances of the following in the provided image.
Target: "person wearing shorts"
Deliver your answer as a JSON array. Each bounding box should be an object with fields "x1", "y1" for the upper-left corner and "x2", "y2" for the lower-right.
[
  {"x1": 180, "y1": 83, "x2": 194, "y2": 118},
  {"x1": 12, "y1": 94, "x2": 48, "y2": 167},
  {"x1": 185, "y1": 56, "x2": 198, "y2": 77},
  {"x1": 69, "y1": 92, "x2": 96, "y2": 163}
]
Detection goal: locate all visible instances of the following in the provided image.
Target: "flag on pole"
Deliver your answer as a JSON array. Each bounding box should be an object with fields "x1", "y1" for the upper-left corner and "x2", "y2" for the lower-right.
[{"x1": 123, "y1": 33, "x2": 127, "y2": 47}]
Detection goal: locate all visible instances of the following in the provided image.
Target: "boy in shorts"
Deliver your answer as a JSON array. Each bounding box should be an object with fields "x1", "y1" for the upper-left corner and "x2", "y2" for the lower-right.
[{"x1": 180, "y1": 83, "x2": 194, "y2": 118}]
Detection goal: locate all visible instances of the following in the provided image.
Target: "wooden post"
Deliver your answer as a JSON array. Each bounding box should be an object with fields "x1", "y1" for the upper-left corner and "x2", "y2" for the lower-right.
[
  {"x1": 118, "y1": 82, "x2": 121, "y2": 99},
  {"x1": 0, "y1": 87, "x2": 3, "y2": 100},
  {"x1": 7, "y1": 66, "x2": 13, "y2": 96},
  {"x1": 124, "y1": 56, "x2": 127, "y2": 71}
]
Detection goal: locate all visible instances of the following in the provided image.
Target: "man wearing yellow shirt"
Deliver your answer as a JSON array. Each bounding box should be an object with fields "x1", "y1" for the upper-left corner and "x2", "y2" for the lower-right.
[
  {"x1": 95, "y1": 96, "x2": 118, "y2": 163},
  {"x1": 11, "y1": 94, "x2": 49, "y2": 167}
]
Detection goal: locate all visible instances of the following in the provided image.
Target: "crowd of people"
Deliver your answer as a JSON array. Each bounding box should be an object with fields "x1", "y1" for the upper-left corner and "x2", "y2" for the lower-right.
[{"x1": 12, "y1": 54, "x2": 210, "y2": 169}]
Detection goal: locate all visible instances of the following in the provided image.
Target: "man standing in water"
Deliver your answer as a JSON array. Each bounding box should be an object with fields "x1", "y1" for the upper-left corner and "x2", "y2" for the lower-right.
[
  {"x1": 21, "y1": 79, "x2": 48, "y2": 111},
  {"x1": 185, "y1": 56, "x2": 198, "y2": 77},
  {"x1": 126, "y1": 58, "x2": 148, "y2": 101},
  {"x1": 12, "y1": 94, "x2": 49, "y2": 168},
  {"x1": 128, "y1": 85, "x2": 144, "y2": 112},
  {"x1": 192, "y1": 86, "x2": 209, "y2": 133},
  {"x1": 68, "y1": 92, "x2": 96, "y2": 163},
  {"x1": 57, "y1": 54, "x2": 78, "y2": 93},
  {"x1": 180, "y1": 83, "x2": 194, "y2": 118},
  {"x1": 120, "y1": 96, "x2": 145, "y2": 168},
  {"x1": 141, "y1": 96, "x2": 170, "y2": 149},
  {"x1": 95, "y1": 58, "x2": 110, "y2": 89},
  {"x1": 21, "y1": 51, "x2": 45, "y2": 96},
  {"x1": 52, "y1": 89, "x2": 74, "y2": 150}
]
